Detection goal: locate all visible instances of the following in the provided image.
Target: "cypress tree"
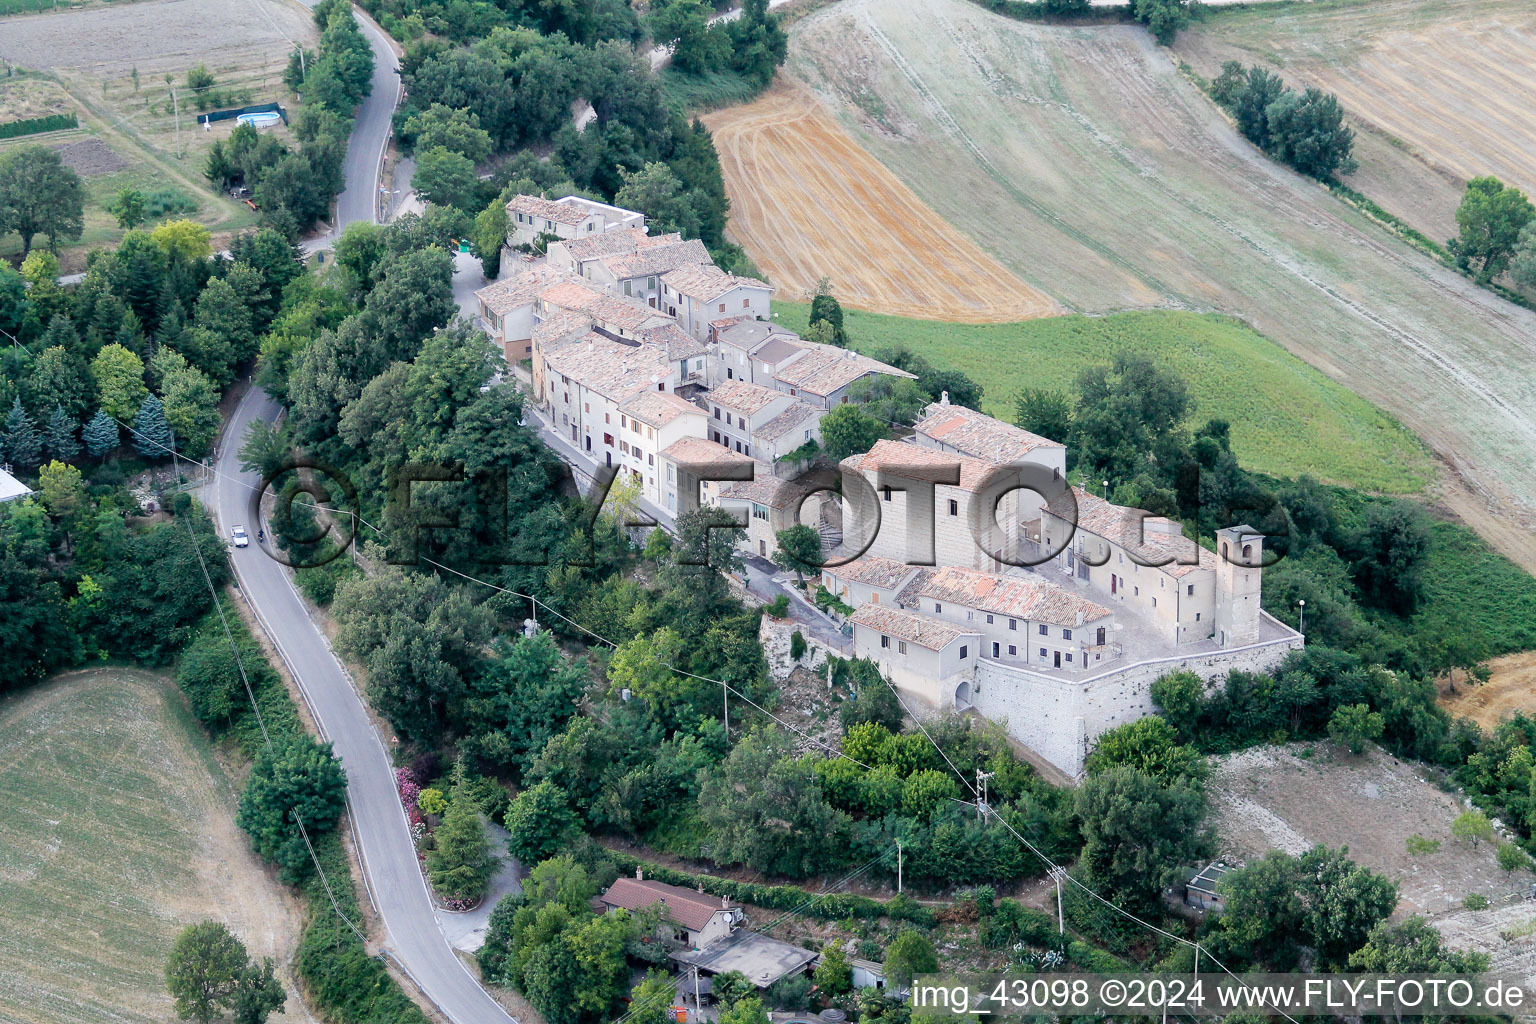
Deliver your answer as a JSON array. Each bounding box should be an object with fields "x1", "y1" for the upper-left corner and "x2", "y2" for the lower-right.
[
  {"x1": 131, "y1": 394, "x2": 175, "y2": 460},
  {"x1": 82, "y1": 408, "x2": 120, "y2": 459},
  {"x1": 43, "y1": 404, "x2": 81, "y2": 463},
  {"x1": 1, "y1": 397, "x2": 42, "y2": 469}
]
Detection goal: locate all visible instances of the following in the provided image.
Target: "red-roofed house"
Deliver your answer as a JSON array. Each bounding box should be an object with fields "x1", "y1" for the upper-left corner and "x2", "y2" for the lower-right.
[{"x1": 598, "y1": 870, "x2": 743, "y2": 948}]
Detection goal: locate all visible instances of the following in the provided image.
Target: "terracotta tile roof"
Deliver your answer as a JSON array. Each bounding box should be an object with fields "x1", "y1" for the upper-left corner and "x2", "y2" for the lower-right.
[
  {"x1": 661, "y1": 436, "x2": 755, "y2": 465},
  {"x1": 602, "y1": 239, "x2": 711, "y2": 279},
  {"x1": 715, "y1": 319, "x2": 797, "y2": 352},
  {"x1": 639, "y1": 321, "x2": 709, "y2": 362},
  {"x1": 662, "y1": 265, "x2": 771, "y2": 303},
  {"x1": 600, "y1": 877, "x2": 732, "y2": 931},
  {"x1": 559, "y1": 227, "x2": 650, "y2": 263},
  {"x1": 622, "y1": 390, "x2": 703, "y2": 428},
  {"x1": 542, "y1": 333, "x2": 673, "y2": 403},
  {"x1": 772, "y1": 345, "x2": 914, "y2": 397},
  {"x1": 914, "y1": 402, "x2": 1064, "y2": 459},
  {"x1": 841, "y1": 439, "x2": 1001, "y2": 493},
  {"x1": 850, "y1": 605, "x2": 977, "y2": 651},
  {"x1": 707, "y1": 379, "x2": 786, "y2": 416},
  {"x1": 1045, "y1": 487, "x2": 1213, "y2": 577},
  {"x1": 904, "y1": 565, "x2": 1112, "y2": 627},
  {"x1": 532, "y1": 310, "x2": 596, "y2": 351},
  {"x1": 476, "y1": 265, "x2": 570, "y2": 317},
  {"x1": 824, "y1": 555, "x2": 919, "y2": 591},
  {"x1": 754, "y1": 400, "x2": 819, "y2": 443},
  {"x1": 718, "y1": 467, "x2": 799, "y2": 509},
  {"x1": 508, "y1": 194, "x2": 591, "y2": 226},
  {"x1": 538, "y1": 280, "x2": 671, "y2": 333}
]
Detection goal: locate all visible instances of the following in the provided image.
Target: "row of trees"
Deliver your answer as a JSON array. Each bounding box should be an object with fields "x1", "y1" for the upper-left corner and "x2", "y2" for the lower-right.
[{"x1": 1210, "y1": 62, "x2": 1357, "y2": 179}]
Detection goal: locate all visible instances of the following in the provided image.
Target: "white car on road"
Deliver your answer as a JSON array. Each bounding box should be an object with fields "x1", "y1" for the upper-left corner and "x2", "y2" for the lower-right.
[{"x1": 231, "y1": 525, "x2": 250, "y2": 548}]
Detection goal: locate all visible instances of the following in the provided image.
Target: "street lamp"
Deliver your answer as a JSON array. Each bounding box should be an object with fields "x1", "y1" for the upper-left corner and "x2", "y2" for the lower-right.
[
  {"x1": 1297, "y1": 599, "x2": 1305, "y2": 634},
  {"x1": 1102, "y1": 479, "x2": 1109, "y2": 498}
]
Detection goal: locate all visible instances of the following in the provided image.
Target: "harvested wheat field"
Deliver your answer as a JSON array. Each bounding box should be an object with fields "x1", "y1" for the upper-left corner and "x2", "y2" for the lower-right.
[
  {"x1": 1441, "y1": 651, "x2": 1536, "y2": 732},
  {"x1": 702, "y1": 84, "x2": 1058, "y2": 322},
  {"x1": 772, "y1": 0, "x2": 1536, "y2": 572},
  {"x1": 0, "y1": 670, "x2": 302, "y2": 1024},
  {"x1": 1177, "y1": 0, "x2": 1536, "y2": 241}
]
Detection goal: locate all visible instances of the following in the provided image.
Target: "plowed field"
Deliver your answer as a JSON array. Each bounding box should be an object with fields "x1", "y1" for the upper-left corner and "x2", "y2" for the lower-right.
[{"x1": 702, "y1": 83, "x2": 1059, "y2": 322}]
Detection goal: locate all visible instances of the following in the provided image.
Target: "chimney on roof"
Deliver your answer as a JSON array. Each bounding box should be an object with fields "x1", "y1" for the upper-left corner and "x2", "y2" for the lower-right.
[
  {"x1": 636, "y1": 867, "x2": 644, "y2": 881},
  {"x1": 721, "y1": 894, "x2": 730, "y2": 909},
  {"x1": 941, "y1": 390, "x2": 950, "y2": 406}
]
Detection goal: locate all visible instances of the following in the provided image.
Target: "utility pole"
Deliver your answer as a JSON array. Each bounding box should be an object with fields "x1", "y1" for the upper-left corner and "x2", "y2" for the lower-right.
[
  {"x1": 976, "y1": 769, "x2": 993, "y2": 821},
  {"x1": 172, "y1": 87, "x2": 181, "y2": 158},
  {"x1": 692, "y1": 964, "x2": 702, "y2": 1023},
  {"x1": 722, "y1": 680, "x2": 729, "y2": 737},
  {"x1": 1052, "y1": 867, "x2": 1064, "y2": 934},
  {"x1": 896, "y1": 840, "x2": 903, "y2": 895}
]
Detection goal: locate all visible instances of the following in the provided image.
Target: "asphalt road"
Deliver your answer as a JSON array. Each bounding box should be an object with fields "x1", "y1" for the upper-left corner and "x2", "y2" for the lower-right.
[{"x1": 209, "y1": 12, "x2": 522, "y2": 1024}]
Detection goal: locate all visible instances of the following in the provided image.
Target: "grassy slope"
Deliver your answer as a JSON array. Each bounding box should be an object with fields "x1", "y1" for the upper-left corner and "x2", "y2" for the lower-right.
[
  {"x1": 773, "y1": 301, "x2": 1433, "y2": 494},
  {"x1": 0, "y1": 670, "x2": 295, "y2": 1024}
]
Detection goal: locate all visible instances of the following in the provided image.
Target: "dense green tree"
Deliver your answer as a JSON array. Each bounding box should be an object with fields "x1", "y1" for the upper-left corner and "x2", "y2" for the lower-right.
[
  {"x1": 883, "y1": 929, "x2": 938, "y2": 989},
  {"x1": 405, "y1": 103, "x2": 495, "y2": 163},
  {"x1": 1264, "y1": 86, "x2": 1357, "y2": 179},
  {"x1": 414, "y1": 146, "x2": 485, "y2": 212},
  {"x1": 462, "y1": 631, "x2": 590, "y2": 779},
  {"x1": 89, "y1": 343, "x2": 148, "y2": 422},
  {"x1": 819, "y1": 403, "x2": 887, "y2": 462},
  {"x1": 1513, "y1": 221, "x2": 1536, "y2": 291},
  {"x1": 1, "y1": 397, "x2": 42, "y2": 468},
  {"x1": 427, "y1": 788, "x2": 498, "y2": 902},
  {"x1": 1327, "y1": 702, "x2": 1384, "y2": 754},
  {"x1": 1348, "y1": 915, "x2": 1489, "y2": 978},
  {"x1": 1131, "y1": 0, "x2": 1189, "y2": 44},
  {"x1": 698, "y1": 728, "x2": 853, "y2": 877},
  {"x1": 41, "y1": 405, "x2": 80, "y2": 463},
  {"x1": 772, "y1": 523, "x2": 822, "y2": 586},
  {"x1": 1074, "y1": 765, "x2": 1210, "y2": 914},
  {"x1": 809, "y1": 280, "x2": 847, "y2": 347},
  {"x1": 236, "y1": 733, "x2": 348, "y2": 883},
  {"x1": 1084, "y1": 716, "x2": 1208, "y2": 787},
  {"x1": 110, "y1": 186, "x2": 147, "y2": 230},
  {"x1": 164, "y1": 921, "x2": 250, "y2": 1024},
  {"x1": 82, "y1": 409, "x2": 120, "y2": 458},
  {"x1": 131, "y1": 394, "x2": 176, "y2": 460},
  {"x1": 648, "y1": 0, "x2": 727, "y2": 76},
  {"x1": 813, "y1": 942, "x2": 853, "y2": 995},
  {"x1": 26, "y1": 343, "x2": 90, "y2": 420},
  {"x1": 0, "y1": 145, "x2": 85, "y2": 254},
  {"x1": 177, "y1": 617, "x2": 279, "y2": 727},
  {"x1": 505, "y1": 779, "x2": 581, "y2": 864},
  {"x1": 1348, "y1": 500, "x2": 1429, "y2": 613},
  {"x1": 227, "y1": 958, "x2": 286, "y2": 1024},
  {"x1": 614, "y1": 161, "x2": 702, "y2": 239},
  {"x1": 0, "y1": 537, "x2": 75, "y2": 686},
  {"x1": 1232, "y1": 66, "x2": 1287, "y2": 151},
  {"x1": 1013, "y1": 387, "x2": 1073, "y2": 445},
  {"x1": 1450, "y1": 176, "x2": 1535, "y2": 281},
  {"x1": 1069, "y1": 351, "x2": 1190, "y2": 483}
]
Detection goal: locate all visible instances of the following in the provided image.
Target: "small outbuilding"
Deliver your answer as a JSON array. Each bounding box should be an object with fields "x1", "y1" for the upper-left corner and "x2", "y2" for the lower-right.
[
  {"x1": 1185, "y1": 861, "x2": 1232, "y2": 912},
  {"x1": 0, "y1": 466, "x2": 32, "y2": 504}
]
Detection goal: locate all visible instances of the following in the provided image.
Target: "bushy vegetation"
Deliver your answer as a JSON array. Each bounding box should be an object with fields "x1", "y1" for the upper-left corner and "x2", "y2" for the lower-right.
[{"x1": 1208, "y1": 61, "x2": 1357, "y2": 179}]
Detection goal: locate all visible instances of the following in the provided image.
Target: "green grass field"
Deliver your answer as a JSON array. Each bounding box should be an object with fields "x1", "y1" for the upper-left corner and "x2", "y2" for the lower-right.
[
  {"x1": 0, "y1": 670, "x2": 298, "y2": 1024},
  {"x1": 773, "y1": 302, "x2": 1433, "y2": 494}
]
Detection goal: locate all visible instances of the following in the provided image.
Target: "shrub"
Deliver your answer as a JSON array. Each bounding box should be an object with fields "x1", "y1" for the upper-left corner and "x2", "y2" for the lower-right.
[
  {"x1": 1464, "y1": 893, "x2": 1490, "y2": 911},
  {"x1": 790, "y1": 630, "x2": 807, "y2": 660}
]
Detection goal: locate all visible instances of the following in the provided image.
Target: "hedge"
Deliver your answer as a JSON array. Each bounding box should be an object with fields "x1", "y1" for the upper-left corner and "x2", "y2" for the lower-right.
[
  {"x1": 0, "y1": 113, "x2": 78, "y2": 139},
  {"x1": 604, "y1": 850, "x2": 936, "y2": 927}
]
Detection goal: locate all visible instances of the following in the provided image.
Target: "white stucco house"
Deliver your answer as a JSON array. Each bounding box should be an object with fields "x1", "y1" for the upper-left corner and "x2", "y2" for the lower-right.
[{"x1": 505, "y1": 194, "x2": 646, "y2": 248}]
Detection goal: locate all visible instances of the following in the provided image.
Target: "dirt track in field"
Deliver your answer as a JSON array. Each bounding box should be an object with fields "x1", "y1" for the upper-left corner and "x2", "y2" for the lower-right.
[
  {"x1": 1441, "y1": 651, "x2": 1536, "y2": 732},
  {"x1": 702, "y1": 83, "x2": 1059, "y2": 322}
]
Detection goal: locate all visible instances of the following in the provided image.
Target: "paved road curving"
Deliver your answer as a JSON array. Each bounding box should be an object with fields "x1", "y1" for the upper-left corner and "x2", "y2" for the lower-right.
[{"x1": 211, "y1": 10, "x2": 521, "y2": 1024}]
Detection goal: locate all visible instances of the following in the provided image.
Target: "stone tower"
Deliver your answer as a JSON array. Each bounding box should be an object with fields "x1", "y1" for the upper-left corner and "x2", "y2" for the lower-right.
[{"x1": 1213, "y1": 525, "x2": 1263, "y2": 647}]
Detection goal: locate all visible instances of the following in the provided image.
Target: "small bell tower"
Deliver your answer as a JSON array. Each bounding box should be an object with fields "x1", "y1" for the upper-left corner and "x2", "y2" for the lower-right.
[{"x1": 1213, "y1": 525, "x2": 1263, "y2": 647}]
